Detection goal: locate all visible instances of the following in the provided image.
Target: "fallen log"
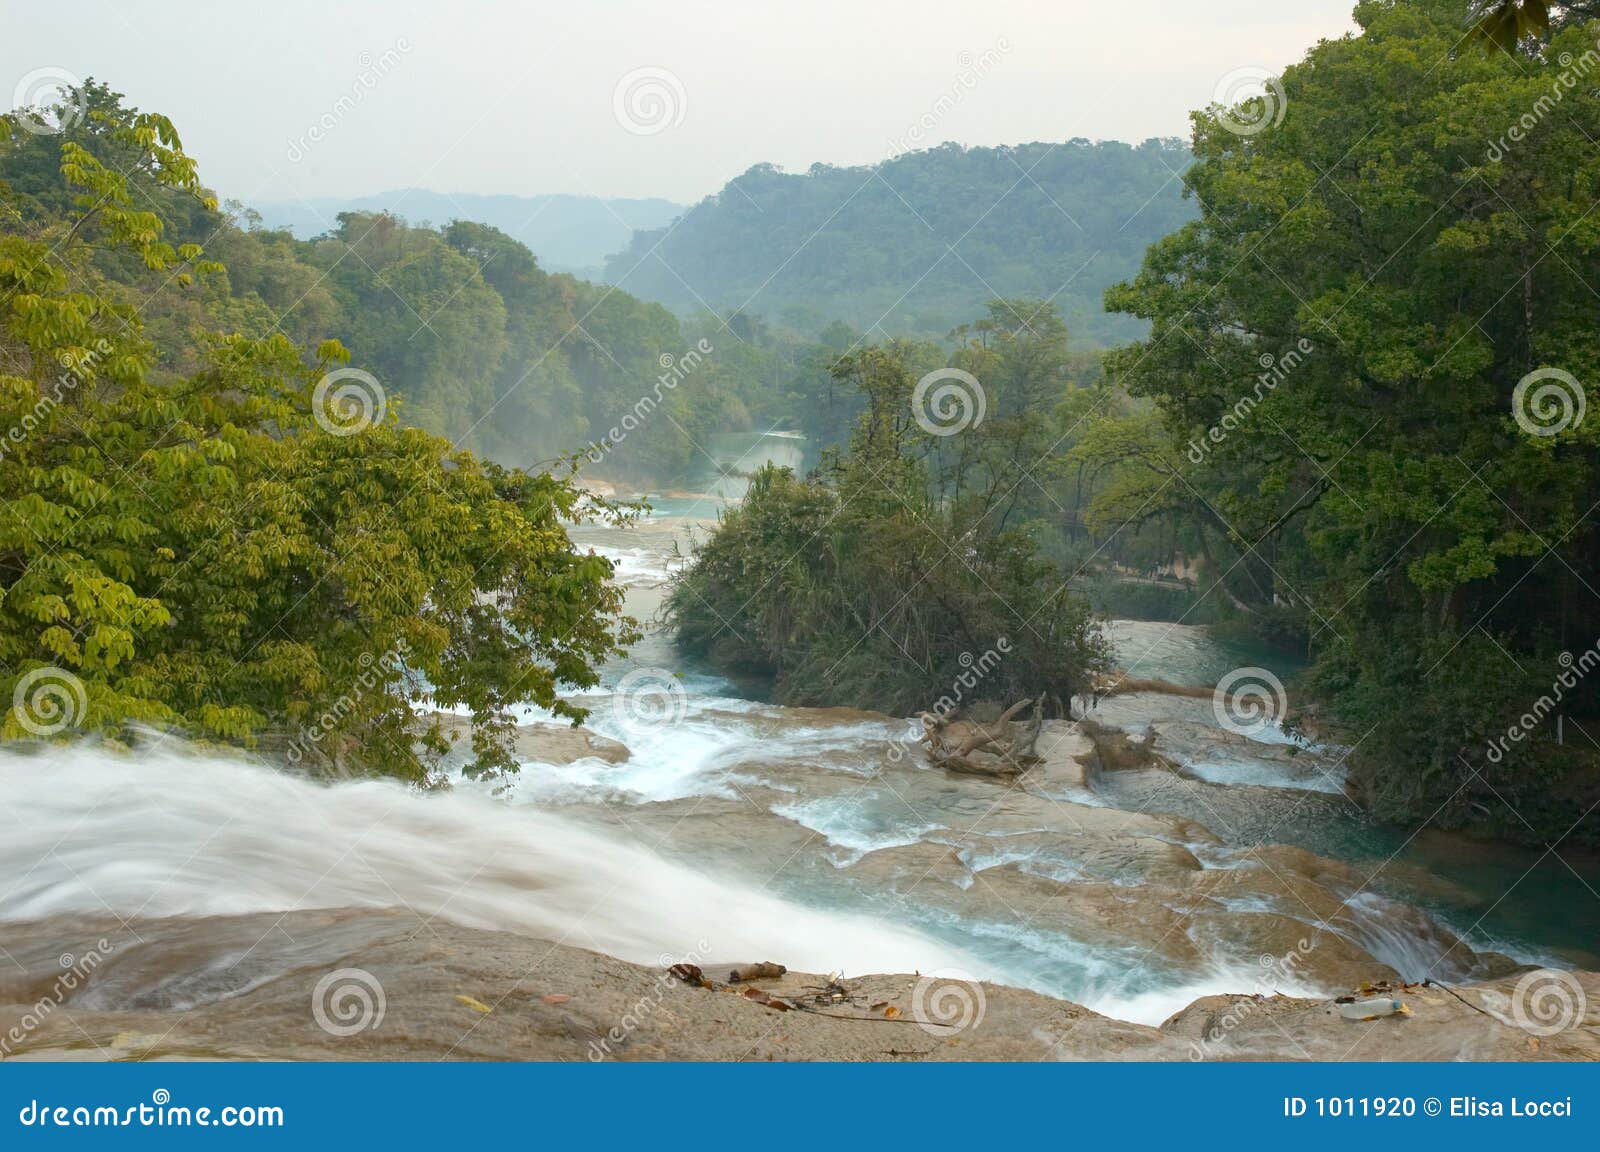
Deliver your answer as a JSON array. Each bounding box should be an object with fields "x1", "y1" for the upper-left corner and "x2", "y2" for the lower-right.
[
  {"x1": 729, "y1": 961, "x2": 787, "y2": 983},
  {"x1": 919, "y1": 694, "x2": 1046, "y2": 777}
]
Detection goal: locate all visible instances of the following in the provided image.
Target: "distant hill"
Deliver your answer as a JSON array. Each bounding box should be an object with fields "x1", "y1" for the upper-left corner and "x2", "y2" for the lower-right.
[
  {"x1": 248, "y1": 190, "x2": 684, "y2": 274},
  {"x1": 603, "y1": 139, "x2": 1196, "y2": 345}
]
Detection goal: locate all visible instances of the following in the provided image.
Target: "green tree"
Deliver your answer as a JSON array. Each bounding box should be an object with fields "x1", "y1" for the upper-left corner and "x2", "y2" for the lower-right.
[
  {"x1": 0, "y1": 99, "x2": 636, "y2": 780},
  {"x1": 1105, "y1": 0, "x2": 1600, "y2": 839},
  {"x1": 1470, "y1": 1, "x2": 1600, "y2": 51},
  {"x1": 669, "y1": 332, "x2": 1109, "y2": 714}
]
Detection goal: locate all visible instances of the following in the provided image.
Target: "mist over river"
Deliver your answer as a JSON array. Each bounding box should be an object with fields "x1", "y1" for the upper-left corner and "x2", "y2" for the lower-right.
[{"x1": 3, "y1": 492, "x2": 1596, "y2": 1032}]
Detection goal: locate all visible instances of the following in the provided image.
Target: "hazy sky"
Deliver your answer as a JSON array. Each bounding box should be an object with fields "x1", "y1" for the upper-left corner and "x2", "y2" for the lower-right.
[{"x1": 4, "y1": 0, "x2": 1358, "y2": 206}]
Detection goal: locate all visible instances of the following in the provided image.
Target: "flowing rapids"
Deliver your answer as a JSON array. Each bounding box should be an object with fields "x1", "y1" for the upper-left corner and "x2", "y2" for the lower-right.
[
  {"x1": 0, "y1": 746, "x2": 969, "y2": 979},
  {"x1": 2, "y1": 493, "x2": 1595, "y2": 1031}
]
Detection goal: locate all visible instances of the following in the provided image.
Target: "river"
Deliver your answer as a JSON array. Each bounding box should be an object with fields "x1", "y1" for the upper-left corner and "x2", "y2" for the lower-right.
[
  {"x1": 1, "y1": 492, "x2": 1595, "y2": 1034},
  {"x1": 511, "y1": 494, "x2": 1600, "y2": 1014}
]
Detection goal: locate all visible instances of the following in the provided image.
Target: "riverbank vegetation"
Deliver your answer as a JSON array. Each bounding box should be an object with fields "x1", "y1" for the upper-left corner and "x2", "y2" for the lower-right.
[
  {"x1": 667, "y1": 333, "x2": 1112, "y2": 714},
  {"x1": 0, "y1": 101, "x2": 636, "y2": 779},
  {"x1": 1098, "y1": 0, "x2": 1600, "y2": 842},
  {"x1": 671, "y1": 1, "x2": 1600, "y2": 845}
]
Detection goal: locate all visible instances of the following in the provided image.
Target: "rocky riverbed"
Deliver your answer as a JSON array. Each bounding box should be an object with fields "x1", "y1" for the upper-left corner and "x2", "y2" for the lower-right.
[
  {"x1": 3, "y1": 908, "x2": 1594, "y2": 1061},
  {"x1": 3, "y1": 498, "x2": 1596, "y2": 1062}
]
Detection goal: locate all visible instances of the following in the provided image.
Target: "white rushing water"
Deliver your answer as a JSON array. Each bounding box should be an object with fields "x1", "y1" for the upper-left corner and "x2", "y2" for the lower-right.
[
  {"x1": 0, "y1": 740, "x2": 1333, "y2": 1025},
  {"x1": 0, "y1": 744, "x2": 975, "y2": 980}
]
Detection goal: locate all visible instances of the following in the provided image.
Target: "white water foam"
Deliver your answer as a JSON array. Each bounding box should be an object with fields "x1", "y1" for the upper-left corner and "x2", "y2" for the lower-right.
[
  {"x1": 0, "y1": 744, "x2": 976, "y2": 981},
  {"x1": 770, "y1": 793, "x2": 948, "y2": 862}
]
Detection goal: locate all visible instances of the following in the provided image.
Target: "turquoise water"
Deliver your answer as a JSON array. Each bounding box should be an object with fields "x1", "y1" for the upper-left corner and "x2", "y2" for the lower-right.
[
  {"x1": 1098, "y1": 620, "x2": 1600, "y2": 967},
  {"x1": 1106, "y1": 617, "x2": 1307, "y2": 684},
  {"x1": 569, "y1": 504, "x2": 1600, "y2": 988}
]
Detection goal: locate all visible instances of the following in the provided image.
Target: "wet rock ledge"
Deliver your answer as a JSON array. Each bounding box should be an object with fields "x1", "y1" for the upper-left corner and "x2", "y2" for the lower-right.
[{"x1": 2, "y1": 909, "x2": 1595, "y2": 1062}]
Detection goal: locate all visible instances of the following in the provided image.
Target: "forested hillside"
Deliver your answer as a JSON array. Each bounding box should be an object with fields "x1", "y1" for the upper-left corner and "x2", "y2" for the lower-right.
[
  {"x1": 0, "y1": 84, "x2": 761, "y2": 480},
  {"x1": 3, "y1": 91, "x2": 1202, "y2": 488},
  {"x1": 603, "y1": 139, "x2": 1195, "y2": 344},
  {"x1": 0, "y1": 84, "x2": 797, "y2": 484},
  {"x1": 251, "y1": 190, "x2": 683, "y2": 275}
]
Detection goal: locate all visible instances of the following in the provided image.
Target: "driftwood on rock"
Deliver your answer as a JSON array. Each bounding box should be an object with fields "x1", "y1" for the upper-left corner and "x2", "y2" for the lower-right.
[{"x1": 918, "y1": 694, "x2": 1046, "y2": 777}]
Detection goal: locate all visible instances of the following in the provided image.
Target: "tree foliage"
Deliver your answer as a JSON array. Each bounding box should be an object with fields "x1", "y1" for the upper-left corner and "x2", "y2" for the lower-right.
[
  {"x1": 1104, "y1": 0, "x2": 1600, "y2": 840},
  {"x1": 668, "y1": 315, "x2": 1110, "y2": 715},
  {"x1": 0, "y1": 83, "x2": 792, "y2": 486},
  {"x1": 0, "y1": 95, "x2": 636, "y2": 780}
]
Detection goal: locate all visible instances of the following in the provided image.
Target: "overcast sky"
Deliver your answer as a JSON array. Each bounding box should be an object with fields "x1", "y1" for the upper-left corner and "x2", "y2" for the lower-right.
[{"x1": 4, "y1": 0, "x2": 1358, "y2": 206}]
